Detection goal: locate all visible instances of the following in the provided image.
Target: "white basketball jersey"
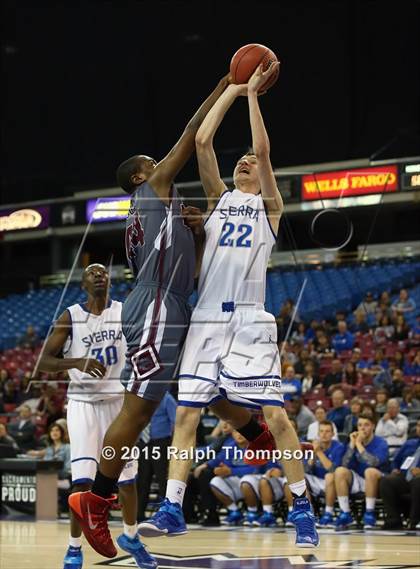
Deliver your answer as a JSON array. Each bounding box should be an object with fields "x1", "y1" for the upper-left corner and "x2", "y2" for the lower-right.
[
  {"x1": 197, "y1": 189, "x2": 276, "y2": 307},
  {"x1": 63, "y1": 300, "x2": 126, "y2": 402}
]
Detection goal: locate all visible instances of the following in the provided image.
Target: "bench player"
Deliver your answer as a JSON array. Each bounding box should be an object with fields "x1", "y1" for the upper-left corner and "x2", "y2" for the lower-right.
[
  {"x1": 39, "y1": 264, "x2": 149, "y2": 569},
  {"x1": 69, "y1": 74, "x2": 275, "y2": 562},
  {"x1": 139, "y1": 63, "x2": 319, "y2": 547}
]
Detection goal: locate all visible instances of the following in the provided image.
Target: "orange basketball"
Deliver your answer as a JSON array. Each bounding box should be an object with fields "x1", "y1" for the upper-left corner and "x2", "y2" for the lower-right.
[{"x1": 230, "y1": 43, "x2": 279, "y2": 92}]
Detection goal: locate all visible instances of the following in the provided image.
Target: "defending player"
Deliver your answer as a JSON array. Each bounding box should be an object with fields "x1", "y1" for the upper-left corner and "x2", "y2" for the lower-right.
[
  {"x1": 139, "y1": 63, "x2": 319, "y2": 547},
  {"x1": 38, "y1": 264, "x2": 152, "y2": 569},
  {"x1": 69, "y1": 74, "x2": 274, "y2": 561}
]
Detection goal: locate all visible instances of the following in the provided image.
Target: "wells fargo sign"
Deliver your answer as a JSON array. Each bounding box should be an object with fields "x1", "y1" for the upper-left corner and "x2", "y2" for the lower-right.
[
  {"x1": 301, "y1": 165, "x2": 398, "y2": 200},
  {"x1": 0, "y1": 207, "x2": 50, "y2": 232}
]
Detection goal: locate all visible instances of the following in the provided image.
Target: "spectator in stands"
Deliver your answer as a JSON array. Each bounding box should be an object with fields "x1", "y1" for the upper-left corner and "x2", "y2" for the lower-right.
[
  {"x1": 43, "y1": 423, "x2": 71, "y2": 483},
  {"x1": 307, "y1": 420, "x2": 345, "y2": 527},
  {"x1": 327, "y1": 389, "x2": 350, "y2": 432},
  {"x1": 334, "y1": 414, "x2": 389, "y2": 528},
  {"x1": 0, "y1": 423, "x2": 18, "y2": 450},
  {"x1": 391, "y1": 289, "x2": 416, "y2": 315},
  {"x1": 323, "y1": 359, "x2": 343, "y2": 393},
  {"x1": 137, "y1": 392, "x2": 176, "y2": 522},
  {"x1": 343, "y1": 397, "x2": 364, "y2": 436},
  {"x1": 315, "y1": 334, "x2": 335, "y2": 359},
  {"x1": 301, "y1": 362, "x2": 320, "y2": 394},
  {"x1": 360, "y1": 401, "x2": 377, "y2": 422},
  {"x1": 351, "y1": 311, "x2": 370, "y2": 334},
  {"x1": 307, "y1": 405, "x2": 338, "y2": 441},
  {"x1": 379, "y1": 290, "x2": 391, "y2": 309},
  {"x1": 7, "y1": 404, "x2": 36, "y2": 451},
  {"x1": 375, "y1": 399, "x2": 409, "y2": 456},
  {"x1": 379, "y1": 419, "x2": 420, "y2": 529},
  {"x1": 375, "y1": 388, "x2": 389, "y2": 415},
  {"x1": 350, "y1": 348, "x2": 365, "y2": 372},
  {"x1": 399, "y1": 387, "x2": 420, "y2": 413},
  {"x1": 408, "y1": 316, "x2": 420, "y2": 347},
  {"x1": 280, "y1": 341, "x2": 298, "y2": 367},
  {"x1": 303, "y1": 319, "x2": 318, "y2": 343},
  {"x1": 20, "y1": 371, "x2": 38, "y2": 402},
  {"x1": 2, "y1": 379, "x2": 21, "y2": 405},
  {"x1": 393, "y1": 315, "x2": 409, "y2": 341},
  {"x1": 366, "y1": 348, "x2": 389, "y2": 377},
  {"x1": 288, "y1": 396, "x2": 316, "y2": 439},
  {"x1": 36, "y1": 383, "x2": 63, "y2": 428},
  {"x1": 281, "y1": 365, "x2": 302, "y2": 401},
  {"x1": 0, "y1": 368, "x2": 9, "y2": 389},
  {"x1": 403, "y1": 350, "x2": 420, "y2": 377},
  {"x1": 389, "y1": 368, "x2": 405, "y2": 398},
  {"x1": 18, "y1": 325, "x2": 39, "y2": 349},
  {"x1": 374, "y1": 315, "x2": 395, "y2": 344},
  {"x1": 291, "y1": 322, "x2": 306, "y2": 345},
  {"x1": 393, "y1": 350, "x2": 405, "y2": 370},
  {"x1": 342, "y1": 362, "x2": 361, "y2": 393},
  {"x1": 354, "y1": 291, "x2": 377, "y2": 316},
  {"x1": 276, "y1": 299, "x2": 299, "y2": 341},
  {"x1": 209, "y1": 429, "x2": 258, "y2": 526},
  {"x1": 331, "y1": 321, "x2": 355, "y2": 353}
]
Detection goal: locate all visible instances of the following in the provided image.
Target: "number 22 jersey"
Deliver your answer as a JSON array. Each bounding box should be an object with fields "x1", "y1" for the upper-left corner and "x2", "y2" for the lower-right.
[
  {"x1": 197, "y1": 189, "x2": 276, "y2": 307},
  {"x1": 63, "y1": 300, "x2": 126, "y2": 401}
]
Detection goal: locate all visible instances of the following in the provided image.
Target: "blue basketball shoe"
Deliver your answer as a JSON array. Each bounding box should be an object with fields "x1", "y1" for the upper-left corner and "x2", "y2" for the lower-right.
[
  {"x1": 335, "y1": 511, "x2": 354, "y2": 530},
  {"x1": 289, "y1": 497, "x2": 320, "y2": 548},
  {"x1": 254, "y1": 512, "x2": 278, "y2": 527},
  {"x1": 116, "y1": 534, "x2": 157, "y2": 569},
  {"x1": 317, "y1": 511, "x2": 334, "y2": 528},
  {"x1": 137, "y1": 499, "x2": 187, "y2": 538},
  {"x1": 243, "y1": 511, "x2": 260, "y2": 526},
  {"x1": 222, "y1": 510, "x2": 244, "y2": 526},
  {"x1": 63, "y1": 546, "x2": 83, "y2": 569},
  {"x1": 363, "y1": 510, "x2": 377, "y2": 529}
]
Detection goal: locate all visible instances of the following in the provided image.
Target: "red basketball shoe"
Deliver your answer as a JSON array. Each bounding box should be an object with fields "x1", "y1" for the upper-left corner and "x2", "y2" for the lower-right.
[
  {"x1": 68, "y1": 491, "x2": 117, "y2": 558},
  {"x1": 244, "y1": 423, "x2": 276, "y2": 465}
]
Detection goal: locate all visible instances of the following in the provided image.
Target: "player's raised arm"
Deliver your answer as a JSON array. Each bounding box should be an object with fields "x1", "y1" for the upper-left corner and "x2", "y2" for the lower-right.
[
  {"x1": 38, "y1": 310, "x2": 106, "y2": 378},
  {"x1": 149, "y1": 74, "x2": 231, "y2": 199},
  {"x1": 247, "y1": 62, "x2": 283, "y2": 235},
  {"x1": 195, "y1": 83, "x2": 246, "y2": 214}
]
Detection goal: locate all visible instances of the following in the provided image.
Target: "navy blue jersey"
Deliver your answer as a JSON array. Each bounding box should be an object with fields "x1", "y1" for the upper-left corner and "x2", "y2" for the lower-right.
[{"x1": 125, "y1": 182, "x2": 195, "y2": 296}]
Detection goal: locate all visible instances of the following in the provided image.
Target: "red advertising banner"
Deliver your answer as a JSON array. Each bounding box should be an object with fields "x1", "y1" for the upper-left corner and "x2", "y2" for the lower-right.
[{"x1": 301, "y1": 165, "x2": 398, "y2": 201}]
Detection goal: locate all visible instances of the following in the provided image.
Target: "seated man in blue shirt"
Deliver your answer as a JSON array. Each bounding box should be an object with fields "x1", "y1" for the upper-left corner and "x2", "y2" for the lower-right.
[
  {"x1": 379, "y1": 418, "x2": 420, "y2": 529},
  {"x1": 331, "y1": 321, "x2": 354, "y2": 353},
  {"x1": 333, "y1": 414, "x2": 389, "y2": 529},
  {"x1": 209, "y1": 429, "x2": 259, "y2": 526},
  {"x1": 305, "y1": 421, "x2": 345, "y2": 528},
  {"x1": 327, "y1": 389, "x2": 351, "y2": 432}
]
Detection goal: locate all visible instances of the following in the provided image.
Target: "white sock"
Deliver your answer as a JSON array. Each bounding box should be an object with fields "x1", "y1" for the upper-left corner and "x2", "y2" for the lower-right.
[
  {"x1": 338, "y1": 496, "x2": 350, "y2": 513},
  {"x1": 166, "y1": 479, "x2": 187, "y2": 506},
  {"x1": 69, "y1": 536, "x2": 82, "y2": 548},
  {"x1": 289, "y1": 479, "x2": 306, "y2": 497},
  {"x1": 247, "y1": 506, "x2": 258, "y2": 513},
  {"x1": 288, "y1": 506, "x2": 293, "y2": 512},
  {"x1": 227, "y1": 503, "x2": 238, "y2": 511},
  {"x1": 366, "y1": 497, "x2": 376, "y2": 511},
  {"x1": 123, "y1": 523, "x2": 138, "y2": 539},
  {"x1": 263, "y1": 505, "x2": 273, "y2": 514},
  {"x1": 325, "y1": 505, "x2": 334, "y2": 514}
]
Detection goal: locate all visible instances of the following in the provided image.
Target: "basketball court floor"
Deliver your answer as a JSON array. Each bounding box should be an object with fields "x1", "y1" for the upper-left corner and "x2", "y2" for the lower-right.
[{"x1": 1, "y1": 520, "x2": 419, "y2": 569}]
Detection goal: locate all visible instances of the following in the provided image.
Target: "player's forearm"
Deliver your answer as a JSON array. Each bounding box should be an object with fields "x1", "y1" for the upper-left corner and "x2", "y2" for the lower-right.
[
  {"x1": 247, "y1": 92, "x2": 270, "y2": 157},
  {"x1": 38, "y1": 354, "x2": 79, "y2": 373},
  {"x1": 192, "y1": 226, "x2": 206, "y2": 278},
  {"x1": 187, "y1": 76, "x2": 230, "y2": 133},
  {"x1": 317, "y1": 452, "x2": 333, "y2": 471},
  {"x1": 195, "y1": 86, "x2": 239, "y2": 145}
]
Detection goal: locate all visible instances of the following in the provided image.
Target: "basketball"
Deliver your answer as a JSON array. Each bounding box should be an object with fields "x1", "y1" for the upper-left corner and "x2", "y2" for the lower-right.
[{"x1": 230, "y1": 43, "x2": 280, "y2": 92}]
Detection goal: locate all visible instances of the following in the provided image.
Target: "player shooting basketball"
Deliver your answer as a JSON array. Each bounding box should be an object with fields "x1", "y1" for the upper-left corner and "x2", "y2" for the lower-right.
[
  {"x1": 140, "y1": 62, "x2": 319, "y2": 548},
  {"x1": 68, "y1": 74, "x2": 277, "y2": 564}
]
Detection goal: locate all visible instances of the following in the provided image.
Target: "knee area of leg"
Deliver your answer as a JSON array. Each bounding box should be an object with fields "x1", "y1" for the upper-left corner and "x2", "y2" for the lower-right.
[
  {"x1": 364, "y1": 468, "x2": 379, "y2": 480},
  {"x1": 176, "y1": 406, "x2": 200, "y2": 427},
  {"x1": 335, "y1": 466, "x2": 348, "y2": 477}
]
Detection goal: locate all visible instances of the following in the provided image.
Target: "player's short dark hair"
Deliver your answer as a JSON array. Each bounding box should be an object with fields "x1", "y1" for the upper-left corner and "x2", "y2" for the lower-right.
[
  {"x1": 116, "y1": 155, "x2": 144, "y2": 194},
  {"x1": 358, "y1": 413, "x2": 375, "y2": 425},
  {"x1": 246, "y1": 147, "x2": 255, "y2": 156},
  {"x1": 319, "y1": 420, "x2": 334, "y2": 431}
]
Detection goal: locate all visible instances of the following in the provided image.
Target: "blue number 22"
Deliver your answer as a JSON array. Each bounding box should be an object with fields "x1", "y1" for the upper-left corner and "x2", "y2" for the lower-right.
[{"x1": 220, "y1": 223, "x2": 253, "y2": 248}]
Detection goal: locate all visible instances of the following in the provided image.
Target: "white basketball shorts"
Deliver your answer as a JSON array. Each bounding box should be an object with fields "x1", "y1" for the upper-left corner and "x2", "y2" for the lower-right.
[
  {"x1": 178, "y1": 305, "x2": 284, "y2": 410},
  {"x1": 67, "y1": 397, "x2": 137, "y2": 485}
]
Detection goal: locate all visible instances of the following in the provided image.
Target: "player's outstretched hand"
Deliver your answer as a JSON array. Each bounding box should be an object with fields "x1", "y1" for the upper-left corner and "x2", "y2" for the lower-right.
[
  {"x1": 248, "y1": 61, "x2": 280, "y2": 95},
  {"x1": 182, "y1": 206, "x2": 204, "y2": 232},
  {"x1": 76, "y1": 358, "x2": 106, "y2": 378}
]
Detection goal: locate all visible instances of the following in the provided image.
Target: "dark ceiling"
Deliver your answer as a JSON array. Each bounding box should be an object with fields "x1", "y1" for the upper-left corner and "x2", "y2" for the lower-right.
[{"x1": 1, "y1": 0, "x2": 419, "y2": 204}]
